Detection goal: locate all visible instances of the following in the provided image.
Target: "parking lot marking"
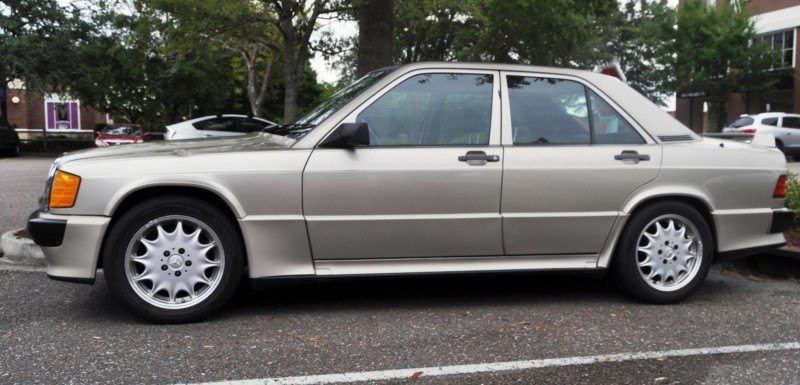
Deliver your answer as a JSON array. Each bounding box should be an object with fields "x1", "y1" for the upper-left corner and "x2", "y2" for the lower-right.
[{"x1": 189, "y1": 341, "x2": 800, "y2": 385}]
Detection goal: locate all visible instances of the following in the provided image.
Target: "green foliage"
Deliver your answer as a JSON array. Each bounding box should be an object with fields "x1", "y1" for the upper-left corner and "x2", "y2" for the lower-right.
[
  {"x1": 675, "y1": 0, "x2": 778, "y2": 131},
  {"x1": 0, "y1": 0, "x2": 90, "y2": 93},
  {"x1": 785, "y1": 173, "x2": 800, "y2": 221},
  {"x1": 610, "y1": 0, "x2": 677, "y2": 105}
]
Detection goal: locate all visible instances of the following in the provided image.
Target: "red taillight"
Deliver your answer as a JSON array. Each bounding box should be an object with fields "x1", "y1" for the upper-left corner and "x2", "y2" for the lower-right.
[
  {"x1": 742, "y1": 128, "x2": 757, "y2": 134},
  {"x1": 774, "y1": 175, "x2": 788, "y2": 198}
]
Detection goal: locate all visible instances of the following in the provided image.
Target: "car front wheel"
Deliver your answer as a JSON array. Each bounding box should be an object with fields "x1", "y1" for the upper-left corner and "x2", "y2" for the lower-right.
[
  {"x1": 103, "y1": 196, "x2": 243, "y2": 323},
  {"x1": 613, "y1": 201, "x2": 713, "y2": 304}
]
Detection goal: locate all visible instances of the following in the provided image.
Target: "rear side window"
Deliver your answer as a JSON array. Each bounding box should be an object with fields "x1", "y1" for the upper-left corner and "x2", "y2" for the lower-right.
[
  {"x1": 193, "y1": 118, "x2": 236, "y2": 132},
  {"x1": 506, "y1": 76, "x2": 643, "y2": 145},
  {"x1": 730, "y1": 117, "x2": 754, "y2": 128},
  {"x1": 761, "y1": 117, "x2": 779, "y2": 126},
  {"x1": 782, "y1": 117, "x2": 800, "y2": 129},
  {"x1": 357, "y1": 73, "x2": 494, "y2": 146}
]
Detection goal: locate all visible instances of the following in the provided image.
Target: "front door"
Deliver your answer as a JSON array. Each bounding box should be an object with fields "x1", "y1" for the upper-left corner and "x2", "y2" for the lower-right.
[{"x1": 303, "y1": 70, "x2": 504, "y2": 260}]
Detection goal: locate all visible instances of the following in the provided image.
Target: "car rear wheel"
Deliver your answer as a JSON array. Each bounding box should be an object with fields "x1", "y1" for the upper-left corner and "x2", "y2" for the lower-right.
[
  {"x1": 103, "y1": 196, "x2": 243, "y2": 323},
  {"x1": 613, "y1": 201, "x2": 712, "y2": 303}
]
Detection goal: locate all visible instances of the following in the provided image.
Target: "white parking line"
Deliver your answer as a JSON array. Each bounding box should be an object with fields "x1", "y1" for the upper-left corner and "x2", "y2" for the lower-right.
[{"x1": 188, "y1": 341, "x2": 800, "y2": 385}]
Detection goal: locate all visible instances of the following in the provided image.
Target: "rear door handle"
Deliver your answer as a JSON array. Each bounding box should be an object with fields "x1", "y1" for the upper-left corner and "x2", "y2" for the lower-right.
[
  {"x1": 458, "y1": 151, "x2": 500, "y2": 164},
  {"x1": 614, "y1": 150, "x2": 650, "y2": 163}
]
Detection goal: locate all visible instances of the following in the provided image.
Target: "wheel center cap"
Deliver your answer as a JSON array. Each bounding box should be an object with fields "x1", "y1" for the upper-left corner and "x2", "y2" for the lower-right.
[
  {"x1": 662, "y1": 247, "x2": 675, "y2": 260},
  {"x1": 167, "y1": 255, "x2": 185, "y2": 269}
]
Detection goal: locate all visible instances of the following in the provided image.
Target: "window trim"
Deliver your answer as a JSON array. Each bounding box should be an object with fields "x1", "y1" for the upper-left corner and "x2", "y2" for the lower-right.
[
  {"x1": 317, "y1": 69, "x2": 502, "y2": 148},
  {"x1": 499, "y1": 71, "x2": 656, "y2": 146}
]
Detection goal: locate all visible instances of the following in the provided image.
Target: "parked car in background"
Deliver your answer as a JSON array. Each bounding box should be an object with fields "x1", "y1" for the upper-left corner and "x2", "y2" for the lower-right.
[
  {"x1": 723, "y1": 112, "x2": 800, "y2": 157},
  {"x1": 29, "y1": 62, "x2": 791, "y2": 323},
  {"x1": 0, "y1": 110, "x2": 20, "y2": 156},
  {"x1": 164, "y1": 114, "x2": 277, "y2": 140},
  {"x1": 94, "y1": 124, "x2": 149, "y2": 147}
]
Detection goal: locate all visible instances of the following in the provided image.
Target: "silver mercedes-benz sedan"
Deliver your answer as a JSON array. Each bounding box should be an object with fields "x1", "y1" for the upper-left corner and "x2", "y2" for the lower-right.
[{"x1": 28, "y1": 62, "x2": 792, "y2": 323}]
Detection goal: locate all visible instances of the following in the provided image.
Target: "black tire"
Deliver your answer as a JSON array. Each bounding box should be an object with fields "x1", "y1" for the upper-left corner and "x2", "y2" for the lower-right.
[
  {"x1": 612, "y1": 201, "x2": 713, "y2": 304},
  {"x1": 103, "y1": 195, "x2": 244, "y2": 323}
]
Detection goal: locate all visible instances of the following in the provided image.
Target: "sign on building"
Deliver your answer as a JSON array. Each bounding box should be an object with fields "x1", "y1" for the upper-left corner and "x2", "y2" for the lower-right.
[{"x1": 45, "y1": 95, "x2": 80, "y2": 130}]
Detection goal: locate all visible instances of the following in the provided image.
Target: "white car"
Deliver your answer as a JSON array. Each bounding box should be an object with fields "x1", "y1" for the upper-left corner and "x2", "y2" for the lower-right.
[
  {"x1": 723, "y1": 112, "x2": 800, "y2": 156},
  {"x1": 164, "y1": 114, "x2": 277, "y2": 140}
]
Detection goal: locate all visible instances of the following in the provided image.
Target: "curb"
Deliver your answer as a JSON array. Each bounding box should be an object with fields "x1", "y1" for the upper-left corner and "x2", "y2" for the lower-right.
[{"x1": 0, "y1": 229, "x2": 46, "y2": 267}]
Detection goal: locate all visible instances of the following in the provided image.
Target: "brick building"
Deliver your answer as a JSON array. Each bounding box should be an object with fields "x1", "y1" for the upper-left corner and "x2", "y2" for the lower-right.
[
  {"x1": 675, "y1": 0, "x2": 800, "y2": 132},
  {"x1": 2, "y1": 82, "x2": 108, "y2": 132}
]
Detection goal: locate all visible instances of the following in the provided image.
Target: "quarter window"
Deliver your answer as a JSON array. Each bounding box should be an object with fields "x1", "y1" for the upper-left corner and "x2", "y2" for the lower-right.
[
  {"x1": 762, "y1": 117, "x2": 779, "y2": 126},
  {"x1": 356, "y1": 73, "x2": 494, "y2": 146},
  {"x1": 588, "y1": 91, "x2": 645, "y2": 144}
]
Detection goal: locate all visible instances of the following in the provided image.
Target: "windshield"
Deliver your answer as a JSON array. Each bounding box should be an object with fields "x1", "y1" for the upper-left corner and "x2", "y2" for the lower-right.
[
  {"x1": 268, "y1": 68, "x2": 395, "y2": 139},
  {"x1": 103, "y1": 125, "x2": 142, "y2": 135}
]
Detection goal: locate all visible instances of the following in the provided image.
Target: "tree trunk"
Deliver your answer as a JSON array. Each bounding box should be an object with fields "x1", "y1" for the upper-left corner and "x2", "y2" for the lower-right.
[{"x1": 356, "y1": 0, "x2": 394, "y2": 77}]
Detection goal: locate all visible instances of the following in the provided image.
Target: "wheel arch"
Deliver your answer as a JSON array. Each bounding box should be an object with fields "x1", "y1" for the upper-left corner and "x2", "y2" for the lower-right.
[
  {"x1": 97, "y1": 185, "x2": 247, "y2": 270},
  {"x1": 600, "y1": 192, "x2": 718, "y2": 268}
]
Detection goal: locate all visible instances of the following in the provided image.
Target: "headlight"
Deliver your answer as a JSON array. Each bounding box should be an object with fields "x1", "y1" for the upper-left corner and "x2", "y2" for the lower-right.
[
  {"x1": 49, "y1": 170, "x2": 81, "y2": 208},
  {"x1": 95, "y1": 138, "x2": 108, "y2": 147}
]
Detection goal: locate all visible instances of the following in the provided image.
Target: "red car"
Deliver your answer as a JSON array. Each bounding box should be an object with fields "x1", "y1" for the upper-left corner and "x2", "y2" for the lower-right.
[{"x1": 94, "y1": 124, "x2": 150, "y2": 147}]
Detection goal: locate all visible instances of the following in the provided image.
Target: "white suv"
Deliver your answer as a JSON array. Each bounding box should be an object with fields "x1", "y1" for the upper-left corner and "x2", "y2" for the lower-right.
[{"x1": 723, "y1": 112, "x2": 800, "y2": 156}]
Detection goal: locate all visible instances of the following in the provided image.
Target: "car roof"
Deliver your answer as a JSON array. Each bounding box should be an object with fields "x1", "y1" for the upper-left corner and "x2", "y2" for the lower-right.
[
  {"x1": 742, "y1": 112, "x2": 800, "y2": 118},
  {"x1": 167, "y1": 114, "x2": 276, "y2": 128}
]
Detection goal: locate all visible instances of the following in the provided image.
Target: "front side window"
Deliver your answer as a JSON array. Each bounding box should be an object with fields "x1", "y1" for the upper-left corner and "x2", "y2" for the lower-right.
[
  {"x1": 356, "y1": 73, "x2": 494, "y2": 146},
  {"x1": 194, "y1": 118, "x2": 236, "y2": 132},
  {"x1": 238, "y1": 118, "x2": 268, "y2": 133}
]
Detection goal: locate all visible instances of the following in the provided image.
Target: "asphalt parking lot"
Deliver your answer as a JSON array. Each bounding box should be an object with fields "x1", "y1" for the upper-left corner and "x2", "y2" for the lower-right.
[{"x1": 1, "y1": 154, "x2": 799, "y2": 384}]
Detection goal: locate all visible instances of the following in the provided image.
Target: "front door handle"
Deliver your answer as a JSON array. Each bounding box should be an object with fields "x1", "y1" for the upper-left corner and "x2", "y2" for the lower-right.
[
  {"x1": 458, "y1": 151, "x2": 500, "y2": 165},
  {"x1": 614, "y1": 150, "x2": 650, "y2": 163}
]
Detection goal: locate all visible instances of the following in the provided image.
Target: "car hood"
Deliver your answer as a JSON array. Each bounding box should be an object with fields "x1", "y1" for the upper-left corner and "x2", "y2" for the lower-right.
[{"x1": 62, "y1": 132, "x2": 295, "y2": 165}]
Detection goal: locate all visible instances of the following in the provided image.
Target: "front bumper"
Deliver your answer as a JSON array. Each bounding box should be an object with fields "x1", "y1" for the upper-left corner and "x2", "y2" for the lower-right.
[{"x1": 27, "y1": 210, "x2": 111, "y2": 284}]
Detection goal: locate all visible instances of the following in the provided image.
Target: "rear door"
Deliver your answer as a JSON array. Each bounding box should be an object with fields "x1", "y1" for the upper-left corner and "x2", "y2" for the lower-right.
[
  {"x1": 500, "y1": 72, "x2": 663, "y2": 256},
  {"x1": 303, "y1": 70, "x2": 504, "y2": 260},
  {"x1": 779, "y1": 116, "x2": 800, "y2": 150}
]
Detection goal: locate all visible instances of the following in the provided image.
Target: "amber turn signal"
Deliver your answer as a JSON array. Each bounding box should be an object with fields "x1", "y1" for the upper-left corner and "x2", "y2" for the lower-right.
[
  {"x1": 774, "y1": 175, "x2": 788, "y2": 199},
  {"x1": 50, "y1": 171, "x2": 81, "y2": 208}
]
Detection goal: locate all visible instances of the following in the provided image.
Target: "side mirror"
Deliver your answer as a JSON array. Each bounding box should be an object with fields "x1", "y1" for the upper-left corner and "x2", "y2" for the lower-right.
[{"x1": 320, "y1": 123, "x2": 370, "y2": 148}]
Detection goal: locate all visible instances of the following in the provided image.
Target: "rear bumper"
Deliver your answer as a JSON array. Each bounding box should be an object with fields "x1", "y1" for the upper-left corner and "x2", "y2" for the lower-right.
[
  {"x1": 713, "y1": 208, "x2": 793, "y2": 261},
  {"x1": 27, "y1": 210, "x2": 111, "y2": 284},
  {"x1": 769, "y1": 208, "x2": 794, "y2": 234}
]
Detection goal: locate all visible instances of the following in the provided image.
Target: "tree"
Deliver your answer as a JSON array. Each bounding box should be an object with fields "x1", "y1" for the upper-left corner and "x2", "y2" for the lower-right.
[
  {"x1": 355, "y1": 0, "x2": 394, "y2": 77},
  {"x1": 144, "y1": 0, "x2": 281, "y2": 117},
  {"x1": 674, "y1": 0, "x2": 777, "y2": 131},
  {"x1": 68, "y1": 3, "x2": 241, "y2": 128},
  {"x1": 610, "y1": 0, "x2": 677, "y2": 105},
  {"x1": 261, "y1": 0, "x2": 342, "y2": 123},
  {"x1": 0, "y1": 0, "x2": 89, "y2": 93},
  {"x1": 466, "y1": 0, "x2": 617, "y2": 68}
]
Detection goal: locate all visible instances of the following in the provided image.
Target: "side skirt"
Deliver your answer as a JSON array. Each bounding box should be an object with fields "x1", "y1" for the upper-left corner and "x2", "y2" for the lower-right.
[{"x1": 313, "y1": 254, "x2": 600, "y2": 276}]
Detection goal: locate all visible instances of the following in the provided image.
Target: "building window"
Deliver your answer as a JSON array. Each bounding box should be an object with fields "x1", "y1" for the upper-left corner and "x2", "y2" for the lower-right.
[{"x1": 756, "y1": 30, "x2": 795, "y2": 69}]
